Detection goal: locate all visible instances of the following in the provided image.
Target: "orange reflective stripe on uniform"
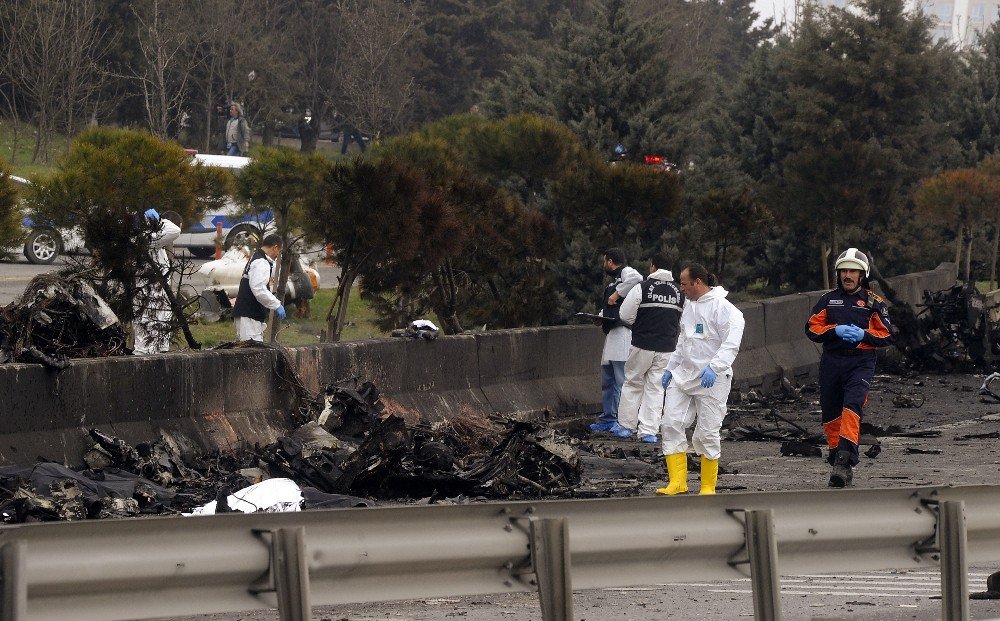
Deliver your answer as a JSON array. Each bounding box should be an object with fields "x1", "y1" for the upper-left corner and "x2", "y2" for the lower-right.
[
  {"x1": 808, "y1": 309, "x2": 837, "y2": 336},
  {"x1": 839, "y1": 407, "x2": 861, "y2": 445},
  {"x1": 859, "y1": 312, "x2": 891, "y2": 350},
  {"x1": 823, "y1": 416, "x2": 841, "y2": 448},
  {"x1": 867, "y1": 312, "x2": 890, "y2": 338}
]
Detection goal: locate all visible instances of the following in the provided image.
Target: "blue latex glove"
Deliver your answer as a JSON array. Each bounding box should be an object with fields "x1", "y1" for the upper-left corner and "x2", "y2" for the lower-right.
[
  {"x1": 275, "y1": 305, "x2": 287, "y2": 320},
  {"x1": 661, "y1": 370, "x2": 672, "y2": 389},
  {"x1": 698, "y1": 366, "x2": 718, "y2": 388},
  {"x1": 835, "y1": 324, "x2": 865, "y2": 343},
  {"x1": 144, "y1": 208, "x2": 160, "y2": 222},
  {"x1": 847, "y1": 325, "x2": 866, "y2": 343}
]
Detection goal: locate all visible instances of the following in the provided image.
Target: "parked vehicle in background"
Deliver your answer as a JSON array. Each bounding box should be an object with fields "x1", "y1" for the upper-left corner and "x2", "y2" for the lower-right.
[
  {"x1": 608, "y1": 146, "x2": 680, "y2": 174},
  {"x1": 10, "y1": 154, "x2": 274, "y2": 264},
  {"x1": 10, "y1": 175, "x2": 87, "y2": 264},
  {"x1": 173, "y1": 153, "x2": 274, "y2": 258}
]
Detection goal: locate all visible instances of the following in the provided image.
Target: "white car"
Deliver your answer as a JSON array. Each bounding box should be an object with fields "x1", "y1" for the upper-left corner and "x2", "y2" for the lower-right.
[
  {"x1": 14, "y1": 155, "x2": 274, "y2": 263},
  {"x1": 10, "y1": 175, "x2": 87, "y2": 264},
  {"x1": 173, "y1": 153, "x2": 275, "y2": 258}
]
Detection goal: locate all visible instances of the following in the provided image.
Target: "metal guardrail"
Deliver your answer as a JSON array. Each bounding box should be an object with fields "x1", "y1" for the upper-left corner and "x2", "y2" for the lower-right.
[{"x1": 1, "y1": 485, "x2": 999, "y2": 621}]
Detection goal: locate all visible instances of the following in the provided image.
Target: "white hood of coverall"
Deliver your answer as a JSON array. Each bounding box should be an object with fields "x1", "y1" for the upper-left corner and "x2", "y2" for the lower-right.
[{"x1": 665, "y1": 286, "x2": 745, "y2": 391}]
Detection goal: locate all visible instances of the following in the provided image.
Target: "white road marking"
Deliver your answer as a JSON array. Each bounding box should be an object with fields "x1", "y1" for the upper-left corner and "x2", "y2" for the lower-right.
[{"x1": 618, "y1": 569, "x2": 998, "y2": 602}]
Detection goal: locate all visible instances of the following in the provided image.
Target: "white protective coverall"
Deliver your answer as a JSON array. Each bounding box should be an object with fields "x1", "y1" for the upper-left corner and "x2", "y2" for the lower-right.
[
  {"x1": 133, "y1": 218, "x2": 181, "y2": 354},
  {"x1": 235, "y1": 254, "x2": 282, "y2": 342},
  {"x1": 660, "y1": 286, "x2": 745, "y2": 459},
  {"x1": 616, "y1": 268, "x2": 677, "y2": 437}
]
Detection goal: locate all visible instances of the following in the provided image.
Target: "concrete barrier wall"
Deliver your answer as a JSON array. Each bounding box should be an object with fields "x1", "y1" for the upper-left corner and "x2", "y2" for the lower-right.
[
  {"x1": 732, "y1": 262, "x2": 959, "y2": 391},
  {"x1": 0, "y1": 263, "x2": 959, "y2": 466},
  {"x1": 477, "y1": 326, "x2": 603, "y2": 420}
]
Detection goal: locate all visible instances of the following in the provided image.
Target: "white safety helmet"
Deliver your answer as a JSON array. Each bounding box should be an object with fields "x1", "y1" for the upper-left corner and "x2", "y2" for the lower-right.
[{"x1": 834, "y1": 247, "x2": 869, "y2": 277}]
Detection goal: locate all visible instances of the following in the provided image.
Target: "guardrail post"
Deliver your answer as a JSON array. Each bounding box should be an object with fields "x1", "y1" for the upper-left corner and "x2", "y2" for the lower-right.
[
  {"x1": 272, "y1": 527, "x2": 311, "y2": 621},
  {"x1": 528, "y1": 517, "x2": 573, "y2": 621},
  {"x1": 939, "y1": 501, "x2": 969, "y2": 621},
  {"x1": 1, "y1": 540, "x2": 27, "y2": 621},
  {"x1": 745, "y1": 509, "x2": 782, "y2": 621}
]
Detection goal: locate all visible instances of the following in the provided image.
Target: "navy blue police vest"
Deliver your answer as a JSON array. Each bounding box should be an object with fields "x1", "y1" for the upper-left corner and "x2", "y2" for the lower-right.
[
  {"x1": 631, "y1": 278, "x2": 683, "y2": 352},
  {"x1": 232, "y1": 249, "x2": 272, "y2": 322}
]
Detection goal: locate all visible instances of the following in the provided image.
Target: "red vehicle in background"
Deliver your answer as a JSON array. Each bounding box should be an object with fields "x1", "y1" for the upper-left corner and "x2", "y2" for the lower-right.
[
  {"x1": 641, "y1": 154, "x2": 679, "y2": 173},
  {"x1": 610, "y1": 145, "x2": 679, "y2": 173}
]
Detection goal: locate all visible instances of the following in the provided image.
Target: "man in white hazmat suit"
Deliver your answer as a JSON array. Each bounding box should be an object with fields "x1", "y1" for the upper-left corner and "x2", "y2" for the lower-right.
[
  {"x1": 232, "y1": 233, "x2": 287, "y2": 342},
  {"x1": 614, "y1": 253, "x2": 684, "y2": 442},
  {"x1": 657, "y1": 263, "x2": 744, "y2": 495},
  {"x1": 133, "y1": 209, "x2": 182, "y2": 354}
]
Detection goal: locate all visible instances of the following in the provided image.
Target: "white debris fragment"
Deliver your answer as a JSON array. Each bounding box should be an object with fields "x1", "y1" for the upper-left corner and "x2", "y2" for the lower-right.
[{"x1": 185, "y1": 477, "x2": 303, "y2": 516}]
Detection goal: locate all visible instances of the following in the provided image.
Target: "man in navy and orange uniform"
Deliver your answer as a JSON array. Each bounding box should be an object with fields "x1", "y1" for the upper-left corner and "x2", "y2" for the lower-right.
[{"x1": 805, "y1": 248, "x2": 894, "y2": 488}]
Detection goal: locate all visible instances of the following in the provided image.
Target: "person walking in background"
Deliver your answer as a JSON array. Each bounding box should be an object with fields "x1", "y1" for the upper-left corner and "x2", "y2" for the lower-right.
[
  {"x1": 232, "y1": 234, "x2": 286, "y2": 342},
  {"x1": 588, "y1": 248, "x2": 642, "y2": 435},
  {"x1": 340, "y1": 125, "x2": 367, "y2": 155},
  {"x1": 225, "y1": 102, "x2": 250, "y2": 156},
  {"x1": 805, "y1": 248, "x2": 894, "y2": 487},
  {"x1": 614, "y1": 253, "x2": 684, "y2": 442},
  {"x1": 657, "y1": 263, "x2": 744, "y2": 495}
]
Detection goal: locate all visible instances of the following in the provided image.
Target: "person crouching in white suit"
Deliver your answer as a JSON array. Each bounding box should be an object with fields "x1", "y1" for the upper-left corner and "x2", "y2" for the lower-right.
[
  {"x1": 657, "y1": 263, "x2": 744, "y2": 495},
  {"x1": 133, "y1": 209, "x2": 182, "y2": 355}
]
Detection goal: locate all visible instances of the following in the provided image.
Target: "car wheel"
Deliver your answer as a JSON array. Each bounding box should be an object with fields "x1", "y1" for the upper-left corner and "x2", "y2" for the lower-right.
[
  {"x1": 187, "y1": 246, "x2": 216, "y2": 259},
  {"x1": 224, "y1": 224, "x2": 261, "y2": 251},
  {"x1": 23, "y1": 228, "x2": 61, "y2": 264}
]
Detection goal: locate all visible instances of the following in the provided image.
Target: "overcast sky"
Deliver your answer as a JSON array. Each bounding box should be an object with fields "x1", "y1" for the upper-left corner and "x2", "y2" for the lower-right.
[{"x1": 755, "y1": 0, "x2": 797, "y2": 26}]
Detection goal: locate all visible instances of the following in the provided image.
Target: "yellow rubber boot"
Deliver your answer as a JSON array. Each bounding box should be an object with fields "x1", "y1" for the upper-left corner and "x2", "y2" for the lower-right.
[
  {"x1": 655, "y1": 453, "x2": 689, "y2": 495},
  {"x1": 700, "y1": 456, "x2": 719, "y2": 495}
]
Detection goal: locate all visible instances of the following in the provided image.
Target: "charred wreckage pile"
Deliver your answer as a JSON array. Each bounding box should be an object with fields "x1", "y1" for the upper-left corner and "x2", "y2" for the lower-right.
[
  {"x1": 0, "y1": 377, "x2": 584, "y2": 524},
  {"x1": 0, "y1": 273, "x2": 127, "y2": 368},
  {"x1": 4, "y1": 269, "x2": 998, "y2": 521}
]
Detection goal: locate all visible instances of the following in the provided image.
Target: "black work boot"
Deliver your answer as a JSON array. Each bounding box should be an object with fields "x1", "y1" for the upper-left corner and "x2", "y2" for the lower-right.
[{"x1": 828, "y1": 451, "x2": 853, "y2": 488}]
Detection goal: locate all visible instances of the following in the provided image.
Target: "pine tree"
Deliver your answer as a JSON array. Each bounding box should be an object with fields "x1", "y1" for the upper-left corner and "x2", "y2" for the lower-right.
[
  {"x1": 955, "y1": 23, "x2": 1000, "y2": 164},
  {"x1": 768, "y1": 0, "x2": 960, "y2": 283},
  {"x1": 483, "y1": 0, "x2": 674, "y2": 155},
  {"x1": 0, "y1": 160, "x2": 23, "y2": 257}
]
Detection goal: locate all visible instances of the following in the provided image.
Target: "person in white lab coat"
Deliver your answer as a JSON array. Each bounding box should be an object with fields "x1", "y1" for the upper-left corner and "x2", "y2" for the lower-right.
[
  {"x1": 232, "y1": 233, "x2": 286, "y2": 342},
  {"x1": 589, "y1": 248, "x2": 643, "y2": 434},
  {"x1": 657, "y1": 263, "x2": 744, "y2": 495},
  {"x1": 133, "y1": 209, "x2": 181, "y2": 354}
]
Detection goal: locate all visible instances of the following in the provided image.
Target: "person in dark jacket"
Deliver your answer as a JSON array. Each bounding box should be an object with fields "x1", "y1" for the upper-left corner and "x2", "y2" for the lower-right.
[
  {"x1": 589, "y1": 248, "x2": 642, "y2": 434},
  {"x1": 233, "y1": 234, "x2": 286, "y2": 341},
  {"x1": 613, "y1": 253, "x2": 684, "y2": 442},
  {"x1": 805, "y1": 248, "x2": 894, "y2": 487}
]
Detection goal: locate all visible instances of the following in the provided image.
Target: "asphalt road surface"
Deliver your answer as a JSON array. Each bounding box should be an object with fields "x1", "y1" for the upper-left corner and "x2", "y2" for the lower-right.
[
  {"x1": 0, "y1": 256, "x2": 65, "y2": 304},
  {"x1": 0, "y1": 252, "x2": 213, "y2": 305}
]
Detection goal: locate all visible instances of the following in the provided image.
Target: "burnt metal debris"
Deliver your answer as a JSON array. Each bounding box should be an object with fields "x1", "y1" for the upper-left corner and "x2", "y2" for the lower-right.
[
  {"x1": 294, "y1": 377, "x2": 582, "y2": 499},
  {"x1": 0, "y1": 273, "x2": 127, "y2": 368},
  {"x1": 871, "y1": 262, "x2": 1000, "y2": 370},
  {"x1": 971, "y1": 571, "x2": 1000, "y2": 600},
  {"x1": 981, "y1": 372, "x2": 1000, "y2": 402},
  {"x1": 723, "y1": 381, "x2": 839, "y2": 458},
  {"x1": 0, "y1": 375, "x2": 582, "y2": 523}
]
